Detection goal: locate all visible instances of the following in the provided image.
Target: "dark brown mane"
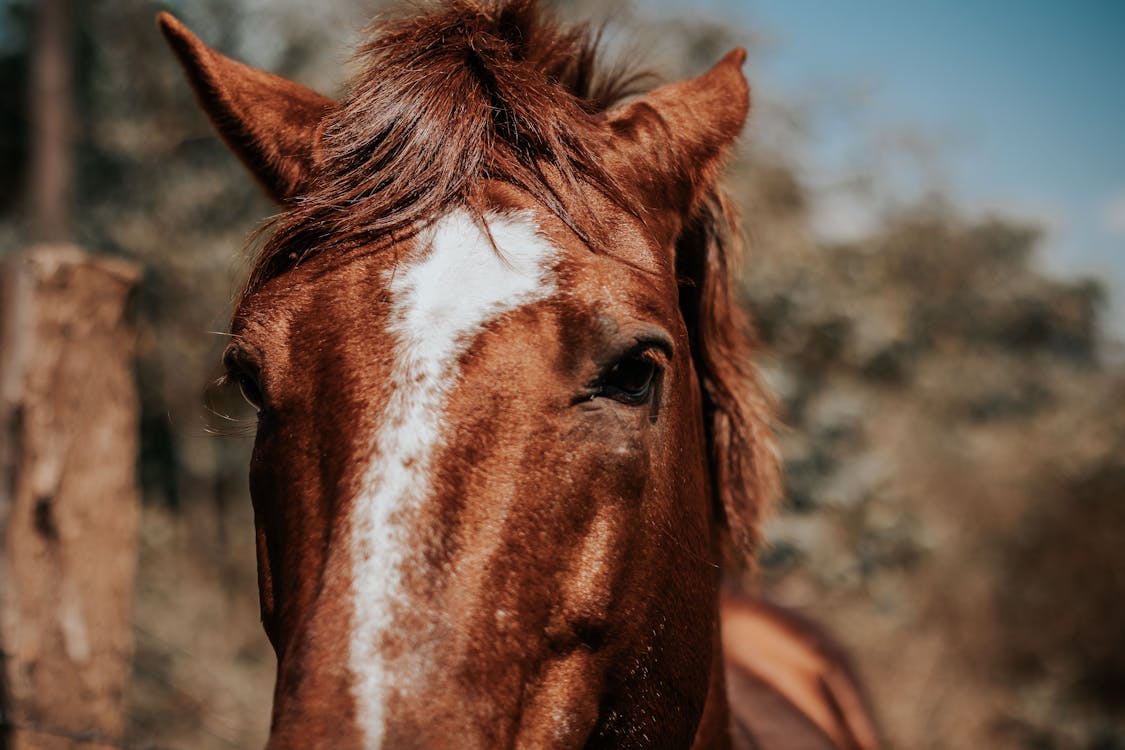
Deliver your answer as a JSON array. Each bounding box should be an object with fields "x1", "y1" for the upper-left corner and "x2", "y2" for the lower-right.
[
  {"x1": 243, "y1": 0, "x2": 648, "y2": 296},
  {"x1": 679, "y1": 192, "x2": 780, "y2": 563}
]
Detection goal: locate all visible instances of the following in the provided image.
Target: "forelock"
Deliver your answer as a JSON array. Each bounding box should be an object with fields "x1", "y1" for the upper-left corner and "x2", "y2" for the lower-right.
[{"x1": 241, "y1": 0, "x2": 651, "y2": 299}]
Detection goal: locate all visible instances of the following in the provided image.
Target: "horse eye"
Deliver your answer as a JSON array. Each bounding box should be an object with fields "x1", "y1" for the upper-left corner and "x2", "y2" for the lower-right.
[
  {"x1": 236, "y1": 372, "x2": 264, "y2": 411},
  {"x1": 598, "y1": 355, "x2": 659, "y2": 405}
]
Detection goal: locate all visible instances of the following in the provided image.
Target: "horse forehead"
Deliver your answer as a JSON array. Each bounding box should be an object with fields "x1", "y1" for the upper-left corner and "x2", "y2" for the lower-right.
[
  {"x1": 391, "y1": 210, "x2": 562, "y2": 334},
  {"x1": 385, "y1": 208, "x2": 671, "y2": 341},
  {"x1": 231, "y1": 202, "x2": 673, "y2": 358}
]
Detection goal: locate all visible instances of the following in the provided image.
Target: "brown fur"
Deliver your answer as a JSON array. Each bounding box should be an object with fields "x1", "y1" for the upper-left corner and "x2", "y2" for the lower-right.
[{"x1": 159, "y1": 2, "x2": 875, "y2": 748}]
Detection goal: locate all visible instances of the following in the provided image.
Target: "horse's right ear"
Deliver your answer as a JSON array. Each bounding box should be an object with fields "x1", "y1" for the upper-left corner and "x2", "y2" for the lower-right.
[
  {"x1": 603, "y1": 49, "x2": 749, "y2": 246},
  {"x1": 157, "y1": 12, "x2": 337, "y2": 203}
]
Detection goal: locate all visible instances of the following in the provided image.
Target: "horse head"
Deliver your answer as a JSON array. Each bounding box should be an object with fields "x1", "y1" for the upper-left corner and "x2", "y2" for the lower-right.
[{"x1": 161, "y1": 1, "x2": 778, "y2": 747}]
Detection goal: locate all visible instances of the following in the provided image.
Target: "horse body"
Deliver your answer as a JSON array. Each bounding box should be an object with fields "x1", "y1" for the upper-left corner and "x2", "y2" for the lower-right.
[{"x1": 160, "y1": 2, "x2": 879, "y2": 747}]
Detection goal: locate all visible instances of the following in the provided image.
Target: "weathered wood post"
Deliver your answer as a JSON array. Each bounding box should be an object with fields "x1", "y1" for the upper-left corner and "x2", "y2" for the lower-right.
[
  {"x1": 0, "y1": 247, "x2": 141, "y2": 749},
  {"x1": 1, "y1": 0, "x2": 144, "y2": 743},
  {"x1": 2, "y1": 0, "x2": 139, "y2": 740}
]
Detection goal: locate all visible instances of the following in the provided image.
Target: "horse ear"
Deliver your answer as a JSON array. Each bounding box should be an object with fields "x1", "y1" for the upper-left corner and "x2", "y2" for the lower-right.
[
  {"x1": 604, "y1": 49, "x2": 750, "y2": 243},
  {"x1": 157, "y1": 12, "x2": 337, "y2": 203}
]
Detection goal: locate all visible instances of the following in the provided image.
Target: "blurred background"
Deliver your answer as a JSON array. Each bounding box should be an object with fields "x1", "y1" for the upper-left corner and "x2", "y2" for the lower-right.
[{"x1": 0, "y1": 0, "x2": 1122, "y2": 748}]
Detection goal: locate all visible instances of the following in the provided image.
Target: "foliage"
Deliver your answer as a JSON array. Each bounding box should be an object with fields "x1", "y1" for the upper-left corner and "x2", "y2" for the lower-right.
[{"x1": 738, "y1": 150, "x2": 1124, "y2": 748}]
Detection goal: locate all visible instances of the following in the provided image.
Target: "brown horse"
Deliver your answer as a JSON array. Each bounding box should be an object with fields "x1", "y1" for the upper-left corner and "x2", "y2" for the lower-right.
[{"x1": 160, "y1": 1, "x2": 879, "y2": 747}]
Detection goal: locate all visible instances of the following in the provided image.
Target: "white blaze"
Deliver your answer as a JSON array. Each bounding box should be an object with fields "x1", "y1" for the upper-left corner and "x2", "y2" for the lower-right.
[{"x1": 349, "y1": 210, "x2": 559, "y2": 748}]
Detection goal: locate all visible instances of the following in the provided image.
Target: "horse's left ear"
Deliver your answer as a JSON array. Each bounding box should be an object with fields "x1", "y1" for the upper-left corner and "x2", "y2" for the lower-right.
[
  {"x1": 157, "y1": 12, "x2": 337, "y2": 203},
  {"x1": 604, "y1": 49, "x2": 749, "y2": 243}
]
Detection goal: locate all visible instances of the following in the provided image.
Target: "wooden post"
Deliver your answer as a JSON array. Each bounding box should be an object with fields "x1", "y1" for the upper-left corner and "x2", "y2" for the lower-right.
[{"x1": 0, "y1": 246, "x2": 141, "y2": 749}]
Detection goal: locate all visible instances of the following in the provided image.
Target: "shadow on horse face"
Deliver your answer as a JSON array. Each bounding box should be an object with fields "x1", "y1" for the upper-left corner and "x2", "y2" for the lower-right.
[{"x1": 160, "y1": 1, "x2": 784, "y2": 747}]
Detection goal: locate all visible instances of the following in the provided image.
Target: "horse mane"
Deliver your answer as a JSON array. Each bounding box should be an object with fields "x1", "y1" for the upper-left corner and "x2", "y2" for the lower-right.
[
  {"x1": 678, "y1": 192, "x2": 780, "y2": 563},
  {"x1": 243, "y1": 0, "x2": 778, "y2": 563},
  {"x1": 244, "y1": 0, "x2": 647, "y2": 294}
]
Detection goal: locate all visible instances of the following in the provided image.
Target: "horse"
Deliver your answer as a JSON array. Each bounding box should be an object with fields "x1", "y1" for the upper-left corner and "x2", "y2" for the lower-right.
[{"x1": 159, "y1": 2, "x2": 880, "y2": 747}]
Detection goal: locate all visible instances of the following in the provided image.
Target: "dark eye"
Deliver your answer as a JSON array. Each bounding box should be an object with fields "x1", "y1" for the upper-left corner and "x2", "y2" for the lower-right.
[
  {"x1": 597, "y1": 354, "x2": 659, "y2": 405},
  {"x1": 235, "y1": 371, "x2": 264, "y2": 412},
  {"x1": 223, "y1": 345, "x2": 265, "y2": 412}
]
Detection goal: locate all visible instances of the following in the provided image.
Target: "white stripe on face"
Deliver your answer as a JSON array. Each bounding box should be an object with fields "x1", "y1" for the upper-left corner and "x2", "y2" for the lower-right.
[{"x1": 348, "y1": 209, "x2": 560, "y2": 748}]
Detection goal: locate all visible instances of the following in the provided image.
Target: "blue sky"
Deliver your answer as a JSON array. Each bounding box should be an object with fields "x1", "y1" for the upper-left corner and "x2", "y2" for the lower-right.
[{"x1": 644, "y1": 0, "x2": 1125, "y2": 341}]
